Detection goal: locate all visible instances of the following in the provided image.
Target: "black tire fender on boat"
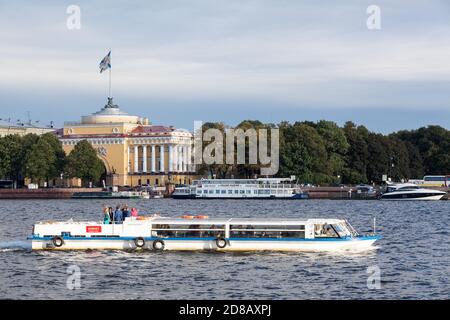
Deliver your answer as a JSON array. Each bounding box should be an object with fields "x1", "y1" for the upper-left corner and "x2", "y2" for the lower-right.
[
  {"x1": 134, "y1": 237, "x2": 145, "y2": 248},
  {"x1": 152, "y1": 239, "x2": 165, "y2": 251},
  {"x1": 52, "y1": 236, "x2": 64, "y2": 247},
  {"x1": 216, "y1": 237, "x2": 228, "y2": 249}
]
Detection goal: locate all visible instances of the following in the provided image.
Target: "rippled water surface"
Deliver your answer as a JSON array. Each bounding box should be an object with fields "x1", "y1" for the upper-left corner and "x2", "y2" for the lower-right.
[{"x1": 0, "y1": 199, "x2": 449, "y2": 299}]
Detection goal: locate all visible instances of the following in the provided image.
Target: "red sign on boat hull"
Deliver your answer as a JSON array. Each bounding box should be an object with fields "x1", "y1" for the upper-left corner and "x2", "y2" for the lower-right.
[{"x1": 86, "y1": 226, "x2": 102, "y2": 233}]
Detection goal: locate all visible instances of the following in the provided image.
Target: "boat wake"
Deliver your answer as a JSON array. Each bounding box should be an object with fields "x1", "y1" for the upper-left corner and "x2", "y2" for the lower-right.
[{"x1": 0, "y1": 241, "x2": 32, "y2": 252}]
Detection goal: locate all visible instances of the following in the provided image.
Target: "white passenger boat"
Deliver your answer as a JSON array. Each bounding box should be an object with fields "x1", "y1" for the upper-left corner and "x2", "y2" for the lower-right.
[
  {"x1": 172, "y1": 178, "x2": 309, "y2": 199},
  {"x1": 29, "y1": 215, "x2": 380, "y2": 252},
  {"x1": 380, "y1": 183, "x2": 446, "y2": 200}
]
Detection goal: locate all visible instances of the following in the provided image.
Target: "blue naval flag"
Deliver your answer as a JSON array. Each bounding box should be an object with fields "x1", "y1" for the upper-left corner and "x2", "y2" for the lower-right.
[{"x1": 99, "y1": 51, "x2": 111, "y2": 73}]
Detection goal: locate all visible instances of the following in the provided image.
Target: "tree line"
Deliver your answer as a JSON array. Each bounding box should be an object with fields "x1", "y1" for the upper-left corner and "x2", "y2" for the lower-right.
[
  {"x1": 0, "y1": 122, "x2": 448, "y2": 187},
  {"x1": 0, "y1": 134, "x2": 104, "y2": 187},
  {"x1": 198, "y1": 121, "x2": 450, "y2": 184}
]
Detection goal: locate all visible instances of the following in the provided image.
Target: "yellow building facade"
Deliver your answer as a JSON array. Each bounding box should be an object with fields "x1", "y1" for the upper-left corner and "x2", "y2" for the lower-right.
[{"x1": 60, "y1": 98, "x2": 196, "y2": 187}]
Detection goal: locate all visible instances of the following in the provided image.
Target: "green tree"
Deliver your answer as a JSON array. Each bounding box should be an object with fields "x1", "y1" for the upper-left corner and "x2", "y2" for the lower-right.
[
  {"x1": 394, "y1": 125, "x2": 450, "y2": 175},
  {"x1": 24, "y1": 139, "x2": 56, "y2": 184},
  {"x1": 279, "y1": 122, "x2": 329, "y2": 184},
  {"x1": 315, "y1": 120, "x2": 349, "y2": 181},
  {"x1": 0, "y1": 134, "x2": 24, "y2": 184},
  {"x1": 195, "y1": 122, "x2": 233, "y2": 179},
  {"x1": 342, "y1": 122, "x2": 369, "y2": 184},
  {"x1": 234, "y1": 120, "x2": 270, "y2": 178},
  {"x1": 64, "y1": 140, "x2": 105, "y2": 186},
  {"x1": 40, "y1": 133, "x2": 66, "y2": 180}
]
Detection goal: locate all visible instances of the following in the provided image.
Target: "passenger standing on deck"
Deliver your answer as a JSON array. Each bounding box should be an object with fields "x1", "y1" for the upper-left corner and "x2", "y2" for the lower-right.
[
  {"x1": 122, "y1": 205, "x2": 130, "y2": 220},
  {"x1": 131, "y1": 208, "x2": 138, "y2": 217},
  {"x1": 114, "y1": 206, "x2": 123, "y2": 224},
  {"x1": 108, "y1": 207, "x2": 114, "y2": 224},
  {"x1": 103, "y1": 207, "x2": 111, "y2": 224}
]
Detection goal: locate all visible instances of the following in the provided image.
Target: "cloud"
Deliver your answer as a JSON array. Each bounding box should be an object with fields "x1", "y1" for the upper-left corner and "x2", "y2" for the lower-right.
[{"x1": 0, "y1": 0, "x2": 449, "y2": 131}]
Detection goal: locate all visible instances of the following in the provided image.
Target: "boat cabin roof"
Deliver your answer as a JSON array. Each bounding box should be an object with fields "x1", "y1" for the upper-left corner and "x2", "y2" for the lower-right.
[
  {"x1": 150, "y1": 217, "x2": 344, "y2": 225},
  {"x1": 388, "y1": 183, "x2": 420, "y2": 190},
  {"x1": 36, "y1": 217, "x2": 345, "y2": 226}
]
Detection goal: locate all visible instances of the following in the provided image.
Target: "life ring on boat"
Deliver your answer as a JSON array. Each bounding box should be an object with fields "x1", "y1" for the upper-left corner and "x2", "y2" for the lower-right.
[
  {"x1": 195, "y1": 215, "x2": 209, "y2": 219},
  {"x1": 181, "y1": 215, "x2": 194, "y2": 219},
  {"x1": 52, "y1": 236, "x2": 64, "y2": 247},
  {"x1": 152, "y1": 239, "x2": 165, "y2": 251},
  {"x1": 215, "y1": 237, "x2": 227, "y2": 249},
  {"x1": 134, "y1": 237, "x2": 145, "y2": 248}
]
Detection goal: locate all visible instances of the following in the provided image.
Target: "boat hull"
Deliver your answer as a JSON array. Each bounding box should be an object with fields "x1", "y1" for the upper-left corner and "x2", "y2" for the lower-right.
[
  {"x1": 381, "y1": 193, "x2": 445, "y2": 200},
  {"x1": 30, "y1": 236, "x2": 379, "y2": 252}
]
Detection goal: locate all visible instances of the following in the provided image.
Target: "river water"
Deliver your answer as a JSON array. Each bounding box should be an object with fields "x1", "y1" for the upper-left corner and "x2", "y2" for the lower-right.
[{"x1": 0, "y1": 199, "x2": 448, "y2": 299}]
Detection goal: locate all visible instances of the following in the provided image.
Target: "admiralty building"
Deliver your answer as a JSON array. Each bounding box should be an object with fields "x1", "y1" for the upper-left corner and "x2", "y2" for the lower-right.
[{"x1": 59, "y1": 98, "x2": 196, "y2": 187}]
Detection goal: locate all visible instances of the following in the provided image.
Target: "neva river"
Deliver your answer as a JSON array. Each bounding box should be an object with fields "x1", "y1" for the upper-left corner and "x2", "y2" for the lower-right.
[{"x1": 0, "y1": 199, "x2": 449, "y2": 299}]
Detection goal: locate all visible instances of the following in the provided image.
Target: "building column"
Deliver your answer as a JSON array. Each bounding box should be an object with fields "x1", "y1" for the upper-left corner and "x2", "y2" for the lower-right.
[
  {"x1": 151, "y1": 145, "x2": 156, "y2": 173},
  {"x1": 178, "y1": 146, "x2": 183, "y2": 172},
  {"x1": 134, "y1": 145, "x2": 139, "y2": 173},
  {"x1": 168, "y1": 145, "x2": 173, "y2": 172},
  {"x1": 127, "y1": 146, "x2": 131, "y2": 173},
  {"x1": 160, "y1": 145, "x2": 165, "y2": 172},
  {"x1": 173, "y1": 145, "x2": 178, "y2": 172},
  {"x1": 142, "y1": 145, "x2": 147, "y2": 173},
  {"x1": 188, "y1": 145, "x2": 194, "y2": 172},
  {"x1": 183, "y1": 145, "x2": 188, "y2": 172}
]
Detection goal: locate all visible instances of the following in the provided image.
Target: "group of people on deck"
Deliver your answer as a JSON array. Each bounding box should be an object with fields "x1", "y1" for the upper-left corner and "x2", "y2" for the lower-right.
[{"x1": 102, "y1": 205, "x2": 138, "y2": 224}]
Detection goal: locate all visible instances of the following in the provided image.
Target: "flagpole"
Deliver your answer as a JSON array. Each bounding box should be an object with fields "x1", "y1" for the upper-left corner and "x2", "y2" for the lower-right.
[
  {"x1": 109, "y1": 50, "x2": 112, "y2": 98},
  {"x1": 109, "y1": 67, "x2": 112, "y2": 98}
]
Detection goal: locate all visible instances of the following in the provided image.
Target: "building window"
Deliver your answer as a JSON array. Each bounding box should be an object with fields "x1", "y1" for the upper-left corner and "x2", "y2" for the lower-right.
[{"x1": 155, "y1": 179, "x2": 159, "y2": 186}]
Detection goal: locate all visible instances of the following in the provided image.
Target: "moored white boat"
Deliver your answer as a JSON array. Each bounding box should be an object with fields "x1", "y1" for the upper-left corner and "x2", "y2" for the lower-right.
[
  {"x1": 29, "y1": 215, "x2": 380, "y2": 252},
  {"x1": 380, "y1": 183, "x2": 446, "y2": 200},
  {"x1": 173, "y1": 178, "x2": 309, "y2": 199}
]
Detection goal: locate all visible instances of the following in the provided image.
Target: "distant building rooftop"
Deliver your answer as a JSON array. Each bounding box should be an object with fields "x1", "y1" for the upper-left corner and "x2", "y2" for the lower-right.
[{"x1": 0, "y1": 120, "x2": 56, "y2": 137}]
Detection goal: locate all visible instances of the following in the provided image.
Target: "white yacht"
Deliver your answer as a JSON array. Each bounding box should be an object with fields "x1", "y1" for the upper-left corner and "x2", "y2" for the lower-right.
[
  {"x1": 380, "y1": 183, "x2": 446, "y2": 200},
  {"x1": 172, "y1": 178, "x2": 309, "y2": 199},
  {"x1": 29, "y1": 215, "x2": 380, "y2": 252}
]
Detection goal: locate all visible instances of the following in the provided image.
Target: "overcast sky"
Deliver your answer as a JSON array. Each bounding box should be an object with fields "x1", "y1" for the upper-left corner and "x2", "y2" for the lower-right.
[{"x1": 0, "y1": 0, "x2": 449, "y2": 133}]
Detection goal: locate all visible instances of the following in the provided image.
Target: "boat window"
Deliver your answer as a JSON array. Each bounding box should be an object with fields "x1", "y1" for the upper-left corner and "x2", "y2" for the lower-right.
[
  {"x1": 215, "y1": 190, "x2": 220, "y2": 194},
  {"x1": 228, "y1": 190, "x2": 233, "y2": 194},
  {"x1": 386, "y1": 186, "x2": 396, "y2": 192},
  {"x1": 333, "y1": 223, "x2": 352, "y2": 237},
  {"x1": 230, "y1": 225, "x2": 305, "y2": 239},
  {"x1": 221, "y1": 190, "x2": 226, "y2": 194},
  {"x1": 398, "y1": 186, "x2": 419, "y2": 190},
  {"x1": 151, "y1": 224, "x2": 225, "y2": 238},
  {"x1": 314, "y1": 224, "x2": 339, "y2": 238}
]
